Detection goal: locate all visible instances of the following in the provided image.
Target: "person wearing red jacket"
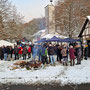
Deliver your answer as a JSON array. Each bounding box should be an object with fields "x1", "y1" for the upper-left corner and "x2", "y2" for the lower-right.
[
  {"x1": 18, "y1": 46, "x2": 23, "y2": 58},
  {"x1": 69, "y1": 45, "x2": 75, "y2": 66},
  {"x1": 28, "y1": 45, "x2": 31, "y2": 59}
]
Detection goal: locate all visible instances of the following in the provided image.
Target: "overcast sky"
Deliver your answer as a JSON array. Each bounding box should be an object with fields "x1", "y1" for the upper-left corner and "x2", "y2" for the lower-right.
[{"x1": 9, "y1": 0, "x2": 57, "y2": 22}]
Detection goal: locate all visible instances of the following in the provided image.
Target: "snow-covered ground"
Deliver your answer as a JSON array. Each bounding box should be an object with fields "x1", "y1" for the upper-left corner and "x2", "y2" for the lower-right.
[{"x1": 0, "y1": 59, "x2": 90, "y2": 85}]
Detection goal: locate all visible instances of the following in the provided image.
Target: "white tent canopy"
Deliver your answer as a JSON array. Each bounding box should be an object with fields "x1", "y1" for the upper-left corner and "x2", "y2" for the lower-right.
[{"x1": 0, "y1": 40, "x2": 14, "y2": 47}]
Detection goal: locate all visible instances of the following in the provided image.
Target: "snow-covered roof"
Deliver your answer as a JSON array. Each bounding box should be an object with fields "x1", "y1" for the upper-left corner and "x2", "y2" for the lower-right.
[
  {"x1": 87, "y1": 16, "x2": 90, "y2": 21},
  {"x1": 33, "y1": 29, "x2": 46, "y2": 36},
  {"x1": 0, "y1": 40, "x2": 14, "y2": 47},
  {"x1": 41, "y1": 34, "x2": 67, "y2": 39}
]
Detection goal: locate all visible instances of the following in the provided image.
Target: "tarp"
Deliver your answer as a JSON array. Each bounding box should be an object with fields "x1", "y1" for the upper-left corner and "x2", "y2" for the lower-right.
[
  {"x1": 36, "y1": 37, "x2": 80, "y2": 43},
  {"x1": 0, "y1": 40, "x2": 14, "y2": 47},
  {"x1": 47, "y1": 36, "x2": 64, "y2": 42},
  {"x1": 63, "y1": 38, "x2": 80, "y2": 42}
]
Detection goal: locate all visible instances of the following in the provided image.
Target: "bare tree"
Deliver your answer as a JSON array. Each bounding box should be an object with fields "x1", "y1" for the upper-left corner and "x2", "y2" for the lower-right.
[
  {"x1": 55, "y1": 0, "x2": 90, "y2": 38},
  {"x1": 0, "y1": 0, "x2": 23, "y2": 40}
]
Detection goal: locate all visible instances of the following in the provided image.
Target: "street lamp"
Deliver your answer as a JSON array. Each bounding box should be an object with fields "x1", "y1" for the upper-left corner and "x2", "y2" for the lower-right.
[{"x1": 50, "y1": 0, "x2": 53, "y2": 4}]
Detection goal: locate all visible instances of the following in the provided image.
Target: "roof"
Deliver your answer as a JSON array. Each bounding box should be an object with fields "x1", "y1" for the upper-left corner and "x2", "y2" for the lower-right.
[
  {"x1": 33, "y1": 29, "x2": 46, "y2": 36},
  {"x1": 41, "y1": 34, "x2": 67, "y2": 39},
  {"x1": 78, "y1": 16, "x2": 90, "y2": 37}
]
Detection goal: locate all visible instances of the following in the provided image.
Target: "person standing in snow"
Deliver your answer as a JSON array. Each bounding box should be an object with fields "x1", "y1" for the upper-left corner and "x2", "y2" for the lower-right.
[
  {"x1": 2, "y1": 46, "x2": 8, "y2": 61},
  {"x1": 27, "y1": 45, "x2": 31, "y2": 59},
  {"x1": 41, "y1": 44, "x2": 48, "y2": 65},
  {"x1": 56, "y1": 44, "x2": 62, "y2": 63},
  {"x1": 69, "y1": 45, "x2": 75, "y2": 66},
  {"x1": 14, "y1": 46, "x2": 19, "y2": 60},
  {"x1": 75, "y1": 44, "x2": 82, "y2": 65},
  {"x1": 32, "y1": 45, "x2": 38, "y2": 61},
  {"x1": 84, "y1": 45, "x2": 88, "y2": 60},
  {"x1": 37, "y1": 44, "x2": 42, "y2": 62},
  {"x1": 9, "y1": 46, "x2": 13, "y2": 59},
  {"x1": 22, "y1": 45, "x2": 27, "y2": 60},
  {"x1": 48, "y1": 44, "x2": 55, "y2": 65},
  {"x1": 18, "y1": 46, "x2": 23, "y2": 58},
  {"x1": 0, "y1": 47, "x2": 4, "y2": 60},
  {"x1": 61, "y1": 46, "x2": 68, "y2": 66},
  {"x1": 7, "y1": 46, "x2": 11, "y2": 61}
]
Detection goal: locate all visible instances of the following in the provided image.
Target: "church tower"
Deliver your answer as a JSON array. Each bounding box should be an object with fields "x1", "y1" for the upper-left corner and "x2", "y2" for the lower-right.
[{"x1": 45, "y1": 1, "x2": 55, "y2": 34}]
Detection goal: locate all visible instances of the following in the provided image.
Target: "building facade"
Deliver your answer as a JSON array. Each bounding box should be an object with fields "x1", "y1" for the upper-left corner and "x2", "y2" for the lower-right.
[{"x1": 79, "y1": 16, "x2": 90, "y2": 56}]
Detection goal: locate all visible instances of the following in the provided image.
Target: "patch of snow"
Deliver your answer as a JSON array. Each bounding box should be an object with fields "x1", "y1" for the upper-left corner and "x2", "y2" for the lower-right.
[{"x1": 0, "y1": 59, "x2": 90, "y2": 85}]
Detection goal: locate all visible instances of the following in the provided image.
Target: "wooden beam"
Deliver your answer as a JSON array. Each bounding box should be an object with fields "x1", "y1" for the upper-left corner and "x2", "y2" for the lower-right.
[{"x1": 82, "y1": 34, "x2": 90, "y2": 36}]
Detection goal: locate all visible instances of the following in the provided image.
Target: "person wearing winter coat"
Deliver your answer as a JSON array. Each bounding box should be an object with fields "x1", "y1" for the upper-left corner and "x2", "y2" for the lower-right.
[
  {"x1": 27, "y1": 45, "x2": 31, "y2": 59},
  {"x1": 69, "y1": 46, "x2": 75, "y2": 66},
  {"x1": 9, "y1": 46, "x2": 13, "y2": 59},
  {"x1": 0, "y1": 47, "x2": 3, "y2": 60},
  {"x1": 41, "y1": 45, "x2": 48, "y2": 65},
  {"x1": 48, "y1": 44, "x2": 55, "y2": 65},
  {"x1": 32, "y1": 45, "x2": 38, "y2": 62},
  {"x1": 61, "y1": 46, "x2": 68, "y2": 66},
  {"x1": 84, "y1": 45, "x2": 88, "y2": 60},
  {"x1": 18, "y1": 46, "x2": 23, "y2": 58},
  {"x1": 14, "y1": 46, "x2": 19, "y2": 60},
  {"x1": 7, "y1": 46, "x2": 11, "y2": 61},
  {"x1": 22, "y1": 46, "x2": 27, "y2": 60},
  {"x1": 56, "y1": 44, "x2": 62, "y2": 63},
  {"x1": 2, "y1": 46, "x2": 8, "y2": 61},
  {"x1": 75, "y1": 44, "x2": 82, "y2": 65},
  {"x1": 37, "y1": 44, "x2": 41, "y2": 62}
]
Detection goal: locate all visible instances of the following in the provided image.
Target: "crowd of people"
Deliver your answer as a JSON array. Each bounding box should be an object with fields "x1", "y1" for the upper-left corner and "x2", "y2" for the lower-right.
[
  {"x1": 0, "y1": 45, "x2": 31, "y2": 61},
  {"x1": 0, "y1": 42, "x2": 89, "y2": 66},
  {"x1": 35, "y1": 43, "x2": 83, "y2": 66}
]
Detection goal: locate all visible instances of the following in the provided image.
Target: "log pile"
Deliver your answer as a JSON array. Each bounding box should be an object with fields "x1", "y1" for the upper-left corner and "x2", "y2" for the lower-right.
[{"x1": 12, "y1": 60, "x2": 43, "y2": 70}]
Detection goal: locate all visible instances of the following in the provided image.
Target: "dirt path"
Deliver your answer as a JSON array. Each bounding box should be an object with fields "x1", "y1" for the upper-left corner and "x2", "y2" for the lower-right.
[{"x1": 0, "y1": 83, "x2": 90, "y2": 90}]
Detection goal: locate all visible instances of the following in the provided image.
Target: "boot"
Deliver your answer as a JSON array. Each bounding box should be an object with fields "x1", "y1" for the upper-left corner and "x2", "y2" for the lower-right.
[
  {"x1": 73, "y1": 60, "x2": 75, "y2": 66},
  {"x1": 65, "y1": 62, "x2": 68, "y2": 66},
  {"x1": 70, "y1": 60, "x2": 72, "y2": 66}
]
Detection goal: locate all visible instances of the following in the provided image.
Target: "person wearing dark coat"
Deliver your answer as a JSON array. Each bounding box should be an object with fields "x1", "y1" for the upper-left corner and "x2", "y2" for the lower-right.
[
  {"x1": 84, "y1": 45, "x2": 88, "y2": 60},
  {"x1": 0, "y1": 47, "x2": 3, "y2": 60},
  {"x1": 7, "y1": 46, "x2": 11, "y2": 61},
  {"x1": 14, "y1": 46, "x2": 19, "y2": 60},
  {"x1": 22, "y1": 46, "x2": 27, "y2": 60},
  {"x1": 41, "y1": 45, "x2": 48, "y2": 65},
  {"x1": 2, "y1": 46, "x2": 8, "y2": 61},
  {"x1": 48, "y1": 44, "x2": 55, "y2": 65},
  {"x1": 10, "y1": 46, "x2": 13, "y2": 59},
  {"x1": 56, "y1": 45, "x2": 62, "y2": 63}
]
